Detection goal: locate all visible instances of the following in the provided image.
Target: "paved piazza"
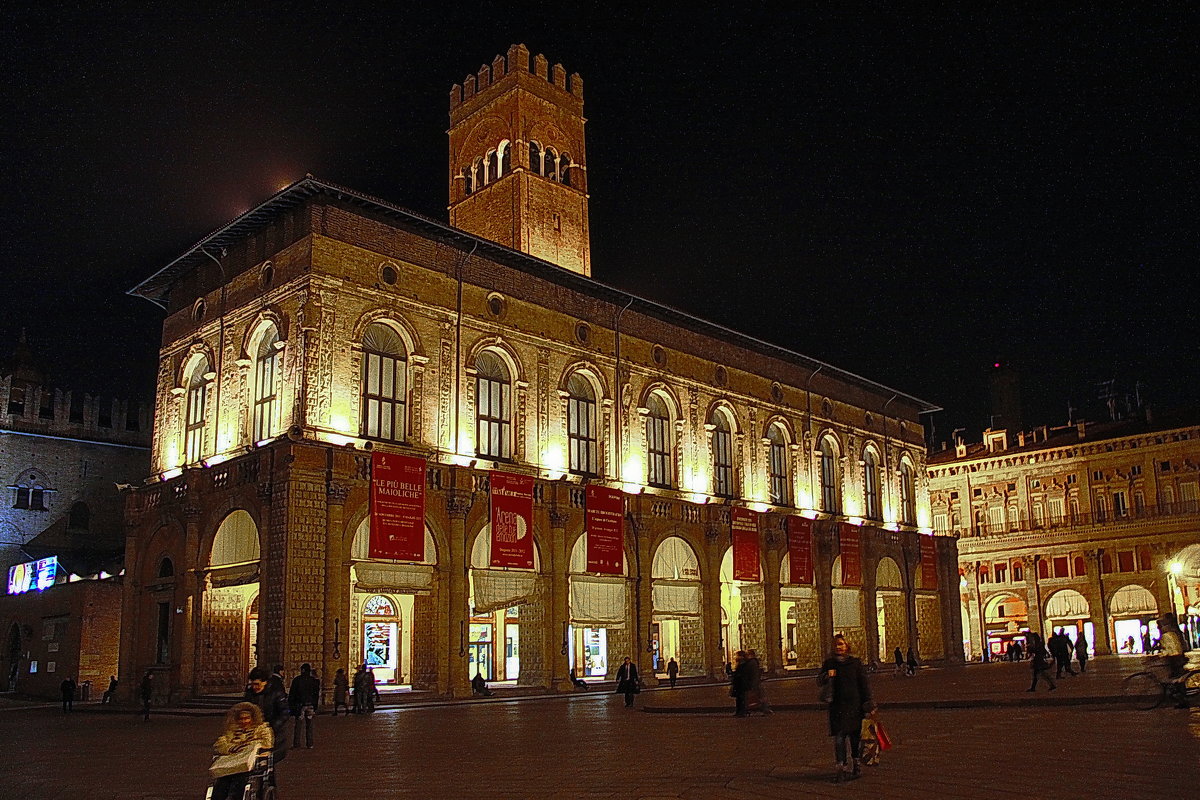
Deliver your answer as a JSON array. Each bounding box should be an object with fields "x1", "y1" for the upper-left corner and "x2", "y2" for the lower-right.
[{"x1": 1, "y1": 658, "x2": 1195, "y2": 799}]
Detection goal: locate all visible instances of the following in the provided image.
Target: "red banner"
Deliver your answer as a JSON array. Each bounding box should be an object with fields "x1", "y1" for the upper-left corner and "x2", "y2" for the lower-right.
[
  {"x1": 369, "y1": 452, "x2": 426, "y2": 561},
  {"x1": 585, "y1": 485, "x2": 625, "y2": 574},
  {"x1": 839, "y1": 522, "x2": 862, "y2": 586},
  {"x1": 489, "y1": 471, "x2": 535, "y2": 569},
  {"x1": 786, "y1": 516, "x2": 814, "y2": 585},
  {"x1": 732, "y1": 507, "x2": 761, "y2": 582},
  {"x1": 920, "y1": 534, "x2": 939, "y2": 589}
]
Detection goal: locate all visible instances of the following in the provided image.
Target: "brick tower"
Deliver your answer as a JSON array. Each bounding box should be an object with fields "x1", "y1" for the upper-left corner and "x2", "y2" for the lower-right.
[{"x1": 448, "y1": 44, "x2": 590, "y2": 276}]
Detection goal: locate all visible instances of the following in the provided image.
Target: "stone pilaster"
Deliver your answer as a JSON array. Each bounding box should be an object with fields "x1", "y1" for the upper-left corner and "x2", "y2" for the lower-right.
[
  {"x1": 445, "y1": 480, "x2": 473, "y2": 697},
  {"x1": 548, "y1": 501, "x2": 572, "y2": 692},
  {"x1": 322, "y1": 481, "x2": 350, "y2": 703}
]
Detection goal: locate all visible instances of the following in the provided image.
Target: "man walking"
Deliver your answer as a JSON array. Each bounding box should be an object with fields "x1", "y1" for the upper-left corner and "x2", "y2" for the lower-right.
[
  {"x1": 615, "y1": 656, "x2": 640, "y2": 707},
  {"x1": 139, "y1": 671, "x2": 153, "y2": 721},
  {"x1": 289, "y1": 662, "x2": 321, "y2": 749},
  {"x1": 60, "y1": 677, "x2": 76, "y2": 712}
]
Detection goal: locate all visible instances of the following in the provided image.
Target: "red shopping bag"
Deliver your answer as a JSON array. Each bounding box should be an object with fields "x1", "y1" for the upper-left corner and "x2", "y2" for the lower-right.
[{"x1": 875, "y1": 718, "x2": 893, "y2": 751}]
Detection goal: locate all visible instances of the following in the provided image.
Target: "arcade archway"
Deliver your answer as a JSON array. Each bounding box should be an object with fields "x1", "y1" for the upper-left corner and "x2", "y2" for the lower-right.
[{"x1": 651, "y1": 536, "x2": 704, "y2": 676}]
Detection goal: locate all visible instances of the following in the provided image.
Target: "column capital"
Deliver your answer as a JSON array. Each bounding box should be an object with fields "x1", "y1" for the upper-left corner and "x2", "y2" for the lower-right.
[
  {"x1": 327, "y1": 482, "x2": 351, "y2": 504},
  {"x1": 548, "y1": 505, "x2": 570, "y2": 529},
  {"x1": 446, "y1": 488, "x2": 474, "y2": 519}
]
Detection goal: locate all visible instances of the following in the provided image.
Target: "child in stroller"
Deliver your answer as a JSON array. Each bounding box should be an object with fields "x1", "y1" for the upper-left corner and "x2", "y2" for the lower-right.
[{"x1": 207, "y1": 701, "x2": 276, "y2": 800}]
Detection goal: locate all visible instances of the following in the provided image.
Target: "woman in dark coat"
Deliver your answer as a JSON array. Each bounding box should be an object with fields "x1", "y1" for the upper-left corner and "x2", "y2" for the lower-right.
[
  {"x1": 730, "y1": 650, "x2": 752, "y2": 716},
  {"x1": 818, "y1": 634, "x2": 875, "y2": 781}
]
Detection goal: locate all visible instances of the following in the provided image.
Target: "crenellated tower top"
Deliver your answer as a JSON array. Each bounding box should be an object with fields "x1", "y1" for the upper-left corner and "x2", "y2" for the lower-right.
[{"x1": 447, "y1": 44, "x2": 591, "y2": 276}]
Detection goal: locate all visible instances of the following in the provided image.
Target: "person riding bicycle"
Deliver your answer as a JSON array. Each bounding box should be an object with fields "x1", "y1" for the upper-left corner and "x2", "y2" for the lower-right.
[{"x1": 1159, "y1": 613, "x2": 1187, "y2": 678}]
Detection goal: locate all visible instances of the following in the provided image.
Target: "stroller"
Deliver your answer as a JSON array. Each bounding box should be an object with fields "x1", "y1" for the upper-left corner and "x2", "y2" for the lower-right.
[{"x1": 205, "y1": 751, "x2": 277, "y2": 800}]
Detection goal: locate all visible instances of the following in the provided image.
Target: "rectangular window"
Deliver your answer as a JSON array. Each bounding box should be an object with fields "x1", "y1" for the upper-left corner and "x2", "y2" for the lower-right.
[
  {"x1": 253, "y1": 349, "x2": 280, "y2": 442},
  {"x1": 97, "y1": 400, "x2": 112, "y2": 428},
  {"x1": 185, "y1": 382, "x2": 206, "y2": 463},
  {"x1": 361, "y1": 351, "x2": 407, "y2": 443},
  {"x1": 1117, "y1": 550, "x2": 1135, "y2": 572},
  {"x1": 7, "y1": 385, "x2": 25, "y2": 416},
  {"x1": 69, "y1": 393, "x2": 84, "y2": 423},
  {"x1": 994, "y1": 563, "x2": 1007, "y2": 583},
  {"x1": 1112, "y1": 491, "x2": 1128, "y2": 518},
  {"x1": 646, "y1": 414, "x2": 672, "y2": 488},
  {"x1": 38, "y1": 391, "x2": 53, "y2": 420},
  {"x1": 987, "y1": 506, "x2": 1004, "y2": 533},
  {"x1": 1160, "y1": 461, "x2": 1172, "y2": 473},
  {"x1": 475, "y1": 374, "x2": 511, "y2": 460},
  {"x1": 712, "y1": 427, "x2": 733, "y2": 498},
  {"x1": 1053, "y1": 556, "x2": 1069, "y2": 578},
  {"x1": 933, "y1": 513, "x2": 948, "y2": 534},
  {"x1": 769, "y1": 441, "x2": 789, "y2": 505},
  {"x1": 567, "y1": 394, "x2": 598, "y2": 475},
  {"x1": 1130, "y1": 464, "x2": 1142, "y2": 476},
  {"x1": 1181, "y1": 482, "x2": 1199, "y2": 513}
]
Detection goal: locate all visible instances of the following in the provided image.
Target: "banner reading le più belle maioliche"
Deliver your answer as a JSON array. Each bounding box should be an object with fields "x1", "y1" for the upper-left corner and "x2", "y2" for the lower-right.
[
  {"x1": 490, "y1": 470, "x2": 535, "y2": 569},
  {"x1": 585, "y1": 484, "x2": 624, "y2": 575},
  {"x1": 732, "y1": 507, "x2": 761, "y2": 582},
  {"x1": 839, "y1": 522, "x2": 862, "y2": 586},
  {"x1": 920, "y1": 534, "x2": 938, "y2": 589},
  {"x1": 369, "y1": 452, "x2": 426, "y2": 561},
  {"x1": 786, "y1": 515, "x2": 814, "y2": 585}
]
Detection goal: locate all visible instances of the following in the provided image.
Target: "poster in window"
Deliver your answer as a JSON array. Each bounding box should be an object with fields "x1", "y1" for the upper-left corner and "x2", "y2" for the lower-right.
[
  {"x1": 490, "y1": 471, "x2": 535, "y2": 569},
  {"x1": 839, "y1": 522, "x2": 862, "y2": 586},
  {"x1": 920, "y1": 534, "x2": 939, "y2": 589},
  {"x1": 585, "y1": 484, "x2": 624, "y2": 575},
  {"x1": 786, "y1": 516, "x2": 814, "y2": 585},
  {"x1": 731, "y1": 507, "x2": 761, "y2": 582},
  {"x1": 369, "y1": 453, "x2": 426, "y2": 561}
]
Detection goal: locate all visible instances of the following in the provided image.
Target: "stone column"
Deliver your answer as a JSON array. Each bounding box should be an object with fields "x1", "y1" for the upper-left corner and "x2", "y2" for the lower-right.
[
  {"x1": 961, "y1": 563, "x2": 982, "y2": 660},
  {"x1": 815, "y1": 519, "x2": 835, "y2": 654},
  {"x1": 445, "y1": 480, "x2": 473, "y2": 698},
  {"x1": 1024, "y1": 555, "x2": 1044, "y2": 636},
  {"x1": 322, "y1": 482, "x2": 350, "y2": 704},
  {"x1": 179, "y1": 503, "x2": 203, "y2": 700},
  {"x1": 1087, "y1": 548, "x2": 1112, "y2": 655},
  {"x1": 548, "y1": 501, "x2": 572, "y2": 692},
  {"x1": 634, "y1": 518, "x2": 658, "y2": 684},
  {"x1": 702, "y1": 522, "x2": 724, "y2": 679},
  {"x1": 761, "y1": 519, "x2": 783, "y2": 674}
]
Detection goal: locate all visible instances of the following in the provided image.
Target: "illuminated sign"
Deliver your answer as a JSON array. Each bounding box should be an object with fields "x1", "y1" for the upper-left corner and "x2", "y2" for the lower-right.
[{"x1": 7, "y1": 557, "x2": 59, "y2": 595}]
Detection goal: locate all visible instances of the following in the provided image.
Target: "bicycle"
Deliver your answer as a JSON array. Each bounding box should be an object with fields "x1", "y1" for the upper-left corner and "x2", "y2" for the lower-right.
[{"x1": 1121, "y1": 661, "x2": 1200, "y2": 710}]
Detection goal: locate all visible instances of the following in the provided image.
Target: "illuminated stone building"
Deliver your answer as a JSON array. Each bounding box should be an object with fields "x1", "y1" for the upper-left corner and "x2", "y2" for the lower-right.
[
  {"x1": 0, "y1": 334, "x2": 150, "y2": 695},
  {"x1": 929, "y1": 417, "x2": 1200, "y2": 660},
  {"x1": 120, "y1": 45, "x2": 958, "y2": 702}
]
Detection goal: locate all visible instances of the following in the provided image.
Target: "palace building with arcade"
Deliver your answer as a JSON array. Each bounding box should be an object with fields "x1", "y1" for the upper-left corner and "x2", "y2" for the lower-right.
[
  {"x1": 120, "y1": 44, "x2": 960, "y2": 701},
  {"x1": 929, "y1": 417, "x2": 1200, "y2": 661}
]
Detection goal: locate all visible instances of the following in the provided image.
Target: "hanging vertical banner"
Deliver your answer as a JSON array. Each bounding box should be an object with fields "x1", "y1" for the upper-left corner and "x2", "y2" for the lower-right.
[
  {"x1": 490, "y1": 471, "x2": 535, "y2": 569},
  {"x1": 585, "y1": 485, "x2": 625, "y2": 575},
  {"x1": 839, "y1": 522, "x2": 862, "y2": 586},
  {"x1": 732, "y1": 507, "x2": 761, "y2": 582},
  {"x1": 786, "y1": 516, "x2": 814, "y2": 585},
  {"x1": 920, "y1": 534, "x2": 939, "y2": 589},
  {"x1": 369, "y1": 452, "x2": 427, "y2": 561}
]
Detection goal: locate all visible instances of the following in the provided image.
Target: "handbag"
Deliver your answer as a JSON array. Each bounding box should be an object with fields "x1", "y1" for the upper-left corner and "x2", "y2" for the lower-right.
[
  {"x1": 875, "y1": 718, "x2": 892, "y2": 751},
  {"x1": 209, "y1": 747, "x2": 257, "y2": 778}
]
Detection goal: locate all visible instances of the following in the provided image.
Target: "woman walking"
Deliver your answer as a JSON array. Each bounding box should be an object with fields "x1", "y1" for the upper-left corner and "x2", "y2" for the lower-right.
[
  {"x1": 818, "y1": 634, "x2": 875, "y2": 782},
  {"x1": 1026, "y1": 632, "x2": 1056, "y2": 692},
  {"x1": 332, "y1": 668, "x2": 350, "y2": 716}
]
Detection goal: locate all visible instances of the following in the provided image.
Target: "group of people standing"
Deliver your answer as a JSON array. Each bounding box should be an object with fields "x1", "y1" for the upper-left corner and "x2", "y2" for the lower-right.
[
  {"x1": 1024, "y1": 629, "x2": 1090, "y2": 691},
  {"x1": 729, "y1": 649, "x2": 772, "y2": 716}
]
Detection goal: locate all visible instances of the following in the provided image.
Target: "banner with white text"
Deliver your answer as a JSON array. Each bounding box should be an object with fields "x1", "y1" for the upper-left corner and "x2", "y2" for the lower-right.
[
  {"x1": 369, "y1": 452, "x2": 426, "y2": 561},
  {"x1": 585, "y1": 484, "x2": 625, "y2": 575},
  {"x1": 490, "y1": 471, "x2": 535, "y2": 569},
  {"x1": 732, "y1": 507, "x2": 761, "y2": 582},
  {"x1": 786, "y1": 516, "x2": 814, "y2": 585},
  {"x1": 839, "y1": 522, "x2": 862, "y2": 586}
]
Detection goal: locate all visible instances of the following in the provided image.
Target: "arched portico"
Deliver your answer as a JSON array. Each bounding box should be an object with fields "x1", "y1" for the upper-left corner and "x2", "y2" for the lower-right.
[
  {"x1": 198, "y1": 509, "x2": 261, "y2": 692},
  {"x1": 650, "y1": 536, "x2": 705, "y2": 676}
]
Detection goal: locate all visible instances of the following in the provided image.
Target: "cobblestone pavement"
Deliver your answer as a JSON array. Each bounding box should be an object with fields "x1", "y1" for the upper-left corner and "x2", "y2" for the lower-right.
[{"x1": 1, "y1": 658, "x2": 1195, "y2": 799}]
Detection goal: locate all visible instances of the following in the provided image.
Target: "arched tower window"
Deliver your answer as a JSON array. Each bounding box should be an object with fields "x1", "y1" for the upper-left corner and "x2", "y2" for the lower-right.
[
  {"x1": 559, "y1": 153, "x2": 572, "y2": 186},
  {"x1": 473, "y1": 156, "x2": 485, "y2": 188},
  {"x1": 710, "y1": 410, "x2": 733, "y2": 499},
  {"x1": 528, "y1": 141, "x2": 543, "y2": 176},
  {"x1": 475, "y1": 351, "x2": 511, "y2": 460},
  {"x1": 543, "y1": 147, "x2": 558, "y2": 181},
  {"x1": 863, "y1": 448, "x2": 881, "y2": 520},
  {"x1": 486, "y1": 149, "x2": 498, "y2": 185},
  {"x1": 498, "y1": 140, "x2": 511, "y2": 177},
  {"x1": 360, "y1": 323, "x2": 408, "y2": 443},
  {"x1": 767, "y1": 423, "x2": 790, "y2": 506},
  {"x1": 252, "y1": 325, "x2": 281, "y2": 442},
  {"x1": 566, "y1": 373, "x2": 598, "y2": 476},
  {"x1": 819, "y1": 436, "x2": 840, "y2": 513},
  {"x1": 184, "y1": 355, "x2": 210, "y2": 464},
  {"x1": 462, "y1": 165, "x2": 474, "y2": 196},
  {"x1": 157, "y1": 557, "x2": 174, "y2": 578},
  {"x1": 646, "y1": 393, "x2": 673, "y2": 489}
]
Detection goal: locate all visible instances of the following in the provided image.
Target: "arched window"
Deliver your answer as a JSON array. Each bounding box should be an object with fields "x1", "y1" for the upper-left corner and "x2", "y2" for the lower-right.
[
  {"x1": 1073, "y1": 555, "x2": 1087, "y2": 576},
  {"x1": 646, "y1": 393, "x2": 673, "y2": 488},
  {"x1": 566, "y1": 373, "x2": 598, "y2": 476},
  {"x1": 710, "y1": 410, "x2": 733, "y2": 498},
  {"x1": 899, "y1": 461, "x2": 915, "y2": 524},
  {"x1": 528, "y1": 141, "x2": 542, "y2": 176},
  {"x1": 360, "y1": 323, "x2": 408, "y2": 442},
  {"x1": 485, "y1": 149, "x2": 498, "y2": 185},
  {"x1": 1037, "y1": 558, "x2": 1049, "y2": 579},
  {"x1": 68, "y1": 501, "x2": 89, "y2": 530},
  {"x1": 498, "y1": 140, "x2": 511, "y2": 177},
  {"x1": 863, "y1": 448, "x2": 881, "y2": 520},
  {"x1": 184, "y1": 355, "x2": 209, "y2": 463},
  {"x1": 559, "y1": 153, "x2": 572, "y2": 185},
  {"x1": 475, "y1": 351, "x2": 511, "y2": 460},
  {"x1": 462, "y1": 165, "x2": 474, "y2": 196},
  {"x1": 767, "y1": 423, "x2": 790, "y2": 506},
  {"x1": 157, "y1": 557, "x2": 174, "y2": 578},
  {"x1": 544, "y1": 146, "x2": 558, "y2": 181},
  {"x1": 473, "y1": 156, "x2": 485, "y2": 187},
  {"x1": 11, "y1": 471, "x2": 49, "y2": 511},
  {"x1": 252, "y1": 325, "x2": 281, "y2": 442},
  {"x1": 819, "y1": 436, "x2": 840, "y2": 513},
  {"x1": 1012, "y1": 560, "x2": 1023, "y2": 581}
]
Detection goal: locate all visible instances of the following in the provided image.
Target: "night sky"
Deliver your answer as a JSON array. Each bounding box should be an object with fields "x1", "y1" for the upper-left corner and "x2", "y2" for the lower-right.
[{"x1": 3, "y1": 5, "x2": 1196, "y2": 441}]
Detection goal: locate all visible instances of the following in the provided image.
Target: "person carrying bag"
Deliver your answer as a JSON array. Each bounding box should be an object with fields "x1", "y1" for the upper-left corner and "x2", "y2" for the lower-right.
[{"x1": 208, "y1": 702, "x2": 273, "y2": 799}]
